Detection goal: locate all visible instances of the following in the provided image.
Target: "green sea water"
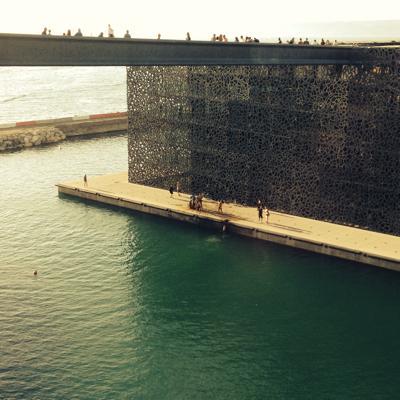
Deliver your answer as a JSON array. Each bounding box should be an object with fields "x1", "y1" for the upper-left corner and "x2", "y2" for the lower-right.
[{"x1": 1, "y1": 135, "x2": 400, "y2": 399}]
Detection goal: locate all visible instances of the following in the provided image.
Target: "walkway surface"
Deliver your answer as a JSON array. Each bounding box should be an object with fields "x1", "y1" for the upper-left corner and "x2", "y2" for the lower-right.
[{"x1": 58, "y1": 172, "x2": 400, "y2": 270}]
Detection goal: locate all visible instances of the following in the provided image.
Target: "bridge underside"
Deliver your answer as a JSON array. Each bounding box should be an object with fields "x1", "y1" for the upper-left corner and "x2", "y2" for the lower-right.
[{"x1": 127, "y1": 47, "x2": 400, "y2": 235}]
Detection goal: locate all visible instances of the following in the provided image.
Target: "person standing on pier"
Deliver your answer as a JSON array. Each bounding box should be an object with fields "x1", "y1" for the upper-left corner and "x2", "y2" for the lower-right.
[
  {"x1": 169, "y1": 186, "x2": 174, "y2": 197},
  {"x1": 257, "y1": 200, "x2": 263, "y2": 222},
  {"x1": 265, "y1": 208, "x2": 270, "y2": 224},
  {"x1": 84, "y1": 174, "x2": 88, "y2": 187},
  {"x1": 218, "y1": 200, "x2": 224, "y2": 213}
]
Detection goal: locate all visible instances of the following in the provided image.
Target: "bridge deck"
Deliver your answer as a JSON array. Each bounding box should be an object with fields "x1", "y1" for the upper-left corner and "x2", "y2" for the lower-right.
[
  {"x1": 0, "y1": 33, "x2": 388, "y2": 66},
  {"x1": 57, "y1": 172, "x2": 400, "y2": 272}
]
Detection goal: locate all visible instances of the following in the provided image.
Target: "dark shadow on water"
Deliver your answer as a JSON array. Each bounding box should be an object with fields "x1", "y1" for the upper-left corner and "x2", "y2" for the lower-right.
[{"x1": 66, "y1": 130, "x2": 127, "y2": 142}]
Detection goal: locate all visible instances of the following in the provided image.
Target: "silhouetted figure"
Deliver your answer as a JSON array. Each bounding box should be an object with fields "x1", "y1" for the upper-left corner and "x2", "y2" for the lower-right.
[
  {"x1": 98, "y1": 32, "x2": 104, "y2": 37},
  {"x1": 240, "y1": 35, "x2": 245, "y2": 42},
  {"x1": 193, "y1": 194, "x2": 203, "y2": 211},
  {"x1": 108, "y1": 24, "x2": 114, "y2": 38},
  {"x1": 67, "y1": 29, "x2": 71, "y2": 36},
  {"x1": 41, "y1": 27, "x2": 47, "y2": 35},
  {"x1": 186, "y1": 32, "x2": 191, "y2": 41},
  {"x1": 253, "y1": 37, "x2": 260, "y2": 43},
  {"x1": 218, "y1": 200, "x2": 224, "y2": 213},
  {"x1": 258, "y1": 205, "x2": 263, "y2": 222},
  {"x1": 288, "y1": 37, "x2": 295, "y2": 44},
  {"x1": 74, "y1": 29, "x2": 83, "y2": 37},
  {"x1": 169, "y1": 186, "x2": 174, "y2": 197},
  {"x1": 124, "y1": 30, "x2": 131, "y2": 38},
  {"x1": 157, "y1": 33, "x2": 161, "y2": 40},
  {"x1": 278, "y1": 37, "x2": 282, "y2": 44},
  {"x1": 235, "y1": 36, "x2": 239, "y2": 42},
  {"x1": 83, "y1": 174, "x2": 88, "y2": 187},
  {"x1": 299, "y1": 38, "x2": 303, "y2": 45},
  {"x1": 189, "y1": 195, "x2": 195, "y2": 209},
  {"x1": 304, "y1": 38, "x2": 309, "y2": 45},
  {"x1": 320, "y1": 38, "x2": 326, "y2": 45}
]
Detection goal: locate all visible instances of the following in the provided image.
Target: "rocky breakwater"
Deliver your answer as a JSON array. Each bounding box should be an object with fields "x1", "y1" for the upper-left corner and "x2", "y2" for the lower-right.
[
  {"x1": 0, "y1": 112, "x2": 127, "y2": 152},
  {"x1": 0, "y1": 127, "x2": 66, "y2": 151}
]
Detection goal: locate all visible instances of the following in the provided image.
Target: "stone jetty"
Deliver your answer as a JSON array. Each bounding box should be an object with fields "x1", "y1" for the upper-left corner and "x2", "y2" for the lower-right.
[{"x1": 0, "y1": 112, "x2": 127, "y2": 152}]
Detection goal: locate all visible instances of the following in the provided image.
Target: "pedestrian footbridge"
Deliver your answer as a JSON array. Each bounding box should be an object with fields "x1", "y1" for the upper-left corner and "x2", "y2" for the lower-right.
[{"x1": 0, "y1": 33, "x2": 383, "y2": 66}]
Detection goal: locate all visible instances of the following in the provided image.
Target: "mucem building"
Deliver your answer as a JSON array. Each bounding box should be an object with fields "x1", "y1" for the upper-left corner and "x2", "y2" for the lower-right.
[{"x1": 127, "y1": 45, "x2": 400, "y2": 235}]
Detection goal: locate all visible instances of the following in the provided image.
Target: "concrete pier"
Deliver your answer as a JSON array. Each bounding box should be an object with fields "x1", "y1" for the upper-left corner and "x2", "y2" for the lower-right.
[{"x1": 57, "y1": 172, "x2": 400, "y2": 272}]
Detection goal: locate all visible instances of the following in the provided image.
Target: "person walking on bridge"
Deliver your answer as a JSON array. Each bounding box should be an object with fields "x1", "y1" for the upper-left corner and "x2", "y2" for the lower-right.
[{"x1": 108, "y1": 24, "x2": 115, "y2": 38}]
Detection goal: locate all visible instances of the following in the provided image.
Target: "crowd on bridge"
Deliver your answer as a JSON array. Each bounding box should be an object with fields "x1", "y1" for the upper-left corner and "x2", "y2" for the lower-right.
[
  {"x1": 280, "y1": 37, "x2": 338, "y2": 46},
  {"x1": 40, "y1": 26, "x2": 338, "y2": 46}
]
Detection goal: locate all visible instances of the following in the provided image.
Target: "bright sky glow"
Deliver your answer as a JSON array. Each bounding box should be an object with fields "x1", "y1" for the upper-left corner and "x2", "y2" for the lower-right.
[{"x1": 1, "y1": 0, "x2": 399, "y2": 39}]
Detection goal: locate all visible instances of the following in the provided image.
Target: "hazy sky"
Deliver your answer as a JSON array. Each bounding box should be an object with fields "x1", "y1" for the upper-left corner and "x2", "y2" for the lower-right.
[{"x1": 1, "y1": 0, "x2": 399, "y2": 39}]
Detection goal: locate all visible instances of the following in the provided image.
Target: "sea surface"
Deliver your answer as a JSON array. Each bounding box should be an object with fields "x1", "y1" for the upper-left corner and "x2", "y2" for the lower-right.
[
  {"x1": 1, "y1": 68, "x2": 400, "y2": 399},
  {"x1": 0, "y1": 67, "x2": 127, "y2": 123}
]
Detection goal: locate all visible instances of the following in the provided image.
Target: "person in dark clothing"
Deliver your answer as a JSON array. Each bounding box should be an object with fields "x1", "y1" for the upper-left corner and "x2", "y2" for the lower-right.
[
  {"x1": 169, "y1": 186, "x2": 174, "y2": 197},
  {"x1": 258, "y1": 205, "x2": 263, "y2": 222}
]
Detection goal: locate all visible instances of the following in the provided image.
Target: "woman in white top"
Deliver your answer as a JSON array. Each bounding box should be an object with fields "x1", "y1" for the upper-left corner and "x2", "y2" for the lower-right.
[{"x1": 108, "y1": 24, "x2": 114, "y2": 38}]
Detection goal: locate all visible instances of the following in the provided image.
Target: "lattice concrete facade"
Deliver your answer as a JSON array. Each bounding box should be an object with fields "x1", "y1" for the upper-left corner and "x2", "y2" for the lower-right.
[{"x1": 127, "y1": 47, "x2": 400, "y2": 235}]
